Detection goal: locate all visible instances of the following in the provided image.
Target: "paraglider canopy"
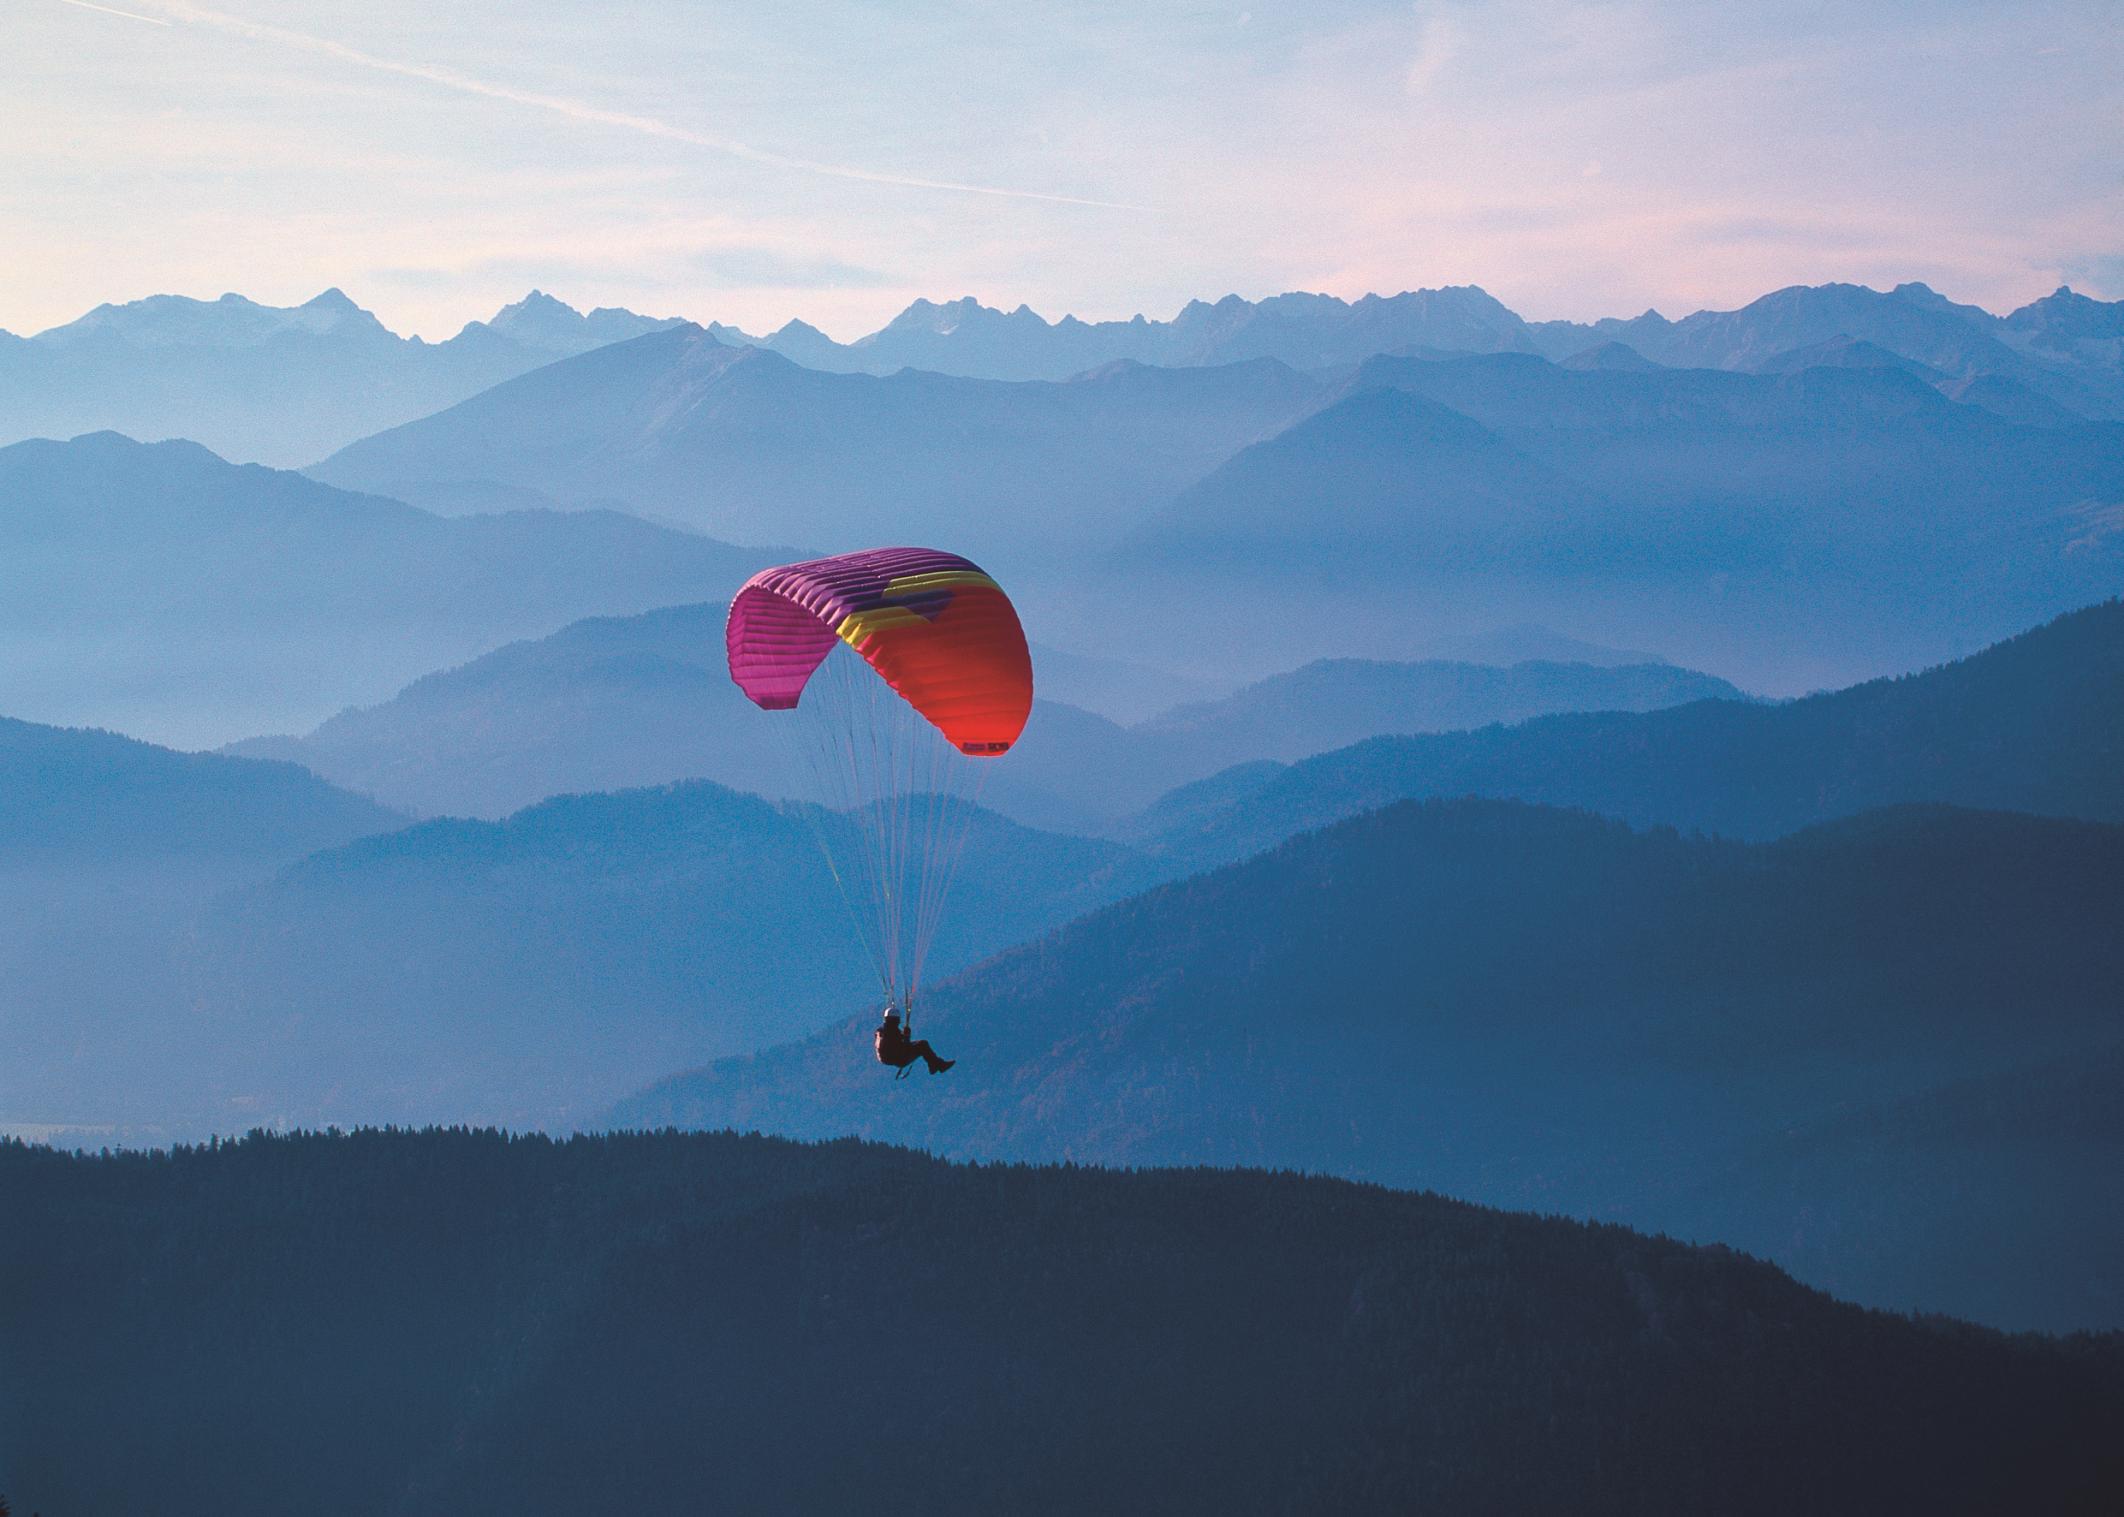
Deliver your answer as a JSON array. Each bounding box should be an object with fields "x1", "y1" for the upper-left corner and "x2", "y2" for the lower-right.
[
  {"x1": 726, "y1": 546, "x2": 1032, "y2": 755},
  {"x1": 725, "y1": 546, "x2": 1033, "y2": 1022}
]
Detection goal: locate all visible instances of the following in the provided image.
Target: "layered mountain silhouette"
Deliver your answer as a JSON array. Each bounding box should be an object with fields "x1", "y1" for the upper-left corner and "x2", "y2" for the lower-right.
[
  {"x1": 708, "y1": 281, "x2": 2123, "y2": 416},
  {"x1": 1527, "y1": 280, "x2": 2124, "y2": 416},
  {"x1": 1140, "y1": 356, "x2": 2124, "y2": 691},
  {"x1": 0, "y1": 718, "x2": 399, "y2": 1134},
  {"x1": 300, "y1": 308, "x2": 2123, "y2": 695},
  {"x1": 9, "y1": 1129, "x2": 2120, "y2": 1515},
  {"x1": 616, "y1": 798, "x2": 2124, "y2": 1331},
  {"x1": 10, "y1": 281, "x2": 2117, "y2": 484},
  {"x1": 1131, "y1": 655, "x2": 1741, "y2": 769},
  {"x1": 1145, "y1": 598, "x2": 2124, "y2": 871},
  {"x1": 0, "y1": 433, "x2": 777, "y2": 746},
  {"x1": 0, "y1": 715, "x2": 396, "y2": 865},
  {"x1": 2007, "y1": 284, "x2": 2124, "y2": 364},
  {"x1": 729, "y1": 285, "x2": 1541, "y2": 379},
  {"x1": 308, "y1": 326, "x2": 1328, "y2": 550},
  {"x1": 180, "y1": 782, "x2": 1144, "y2": 1128},
  {"x1": 1140, "y1": 385, "x2": 1604, "y2": 570},
  {"x1": 232, "y1": 599, "x2": 1736, "y2": 829},
  {"x1": 0, "y1": 289, "x2": 681, "y2": 466}
]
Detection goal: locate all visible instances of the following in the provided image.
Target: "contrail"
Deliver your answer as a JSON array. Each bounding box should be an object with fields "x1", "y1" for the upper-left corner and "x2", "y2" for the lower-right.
[
  {"x1": 145, "y1": 1, "x2": 1143, "y2": 211},
  {"x1": 54, "y1": 0, "x2": 172, "y2": 25}
]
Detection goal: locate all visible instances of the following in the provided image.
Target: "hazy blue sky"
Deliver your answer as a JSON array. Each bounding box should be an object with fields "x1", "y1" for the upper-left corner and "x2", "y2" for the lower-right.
[{"x1": 7, "y1": 0, "x2": 2120, "y2": 338}]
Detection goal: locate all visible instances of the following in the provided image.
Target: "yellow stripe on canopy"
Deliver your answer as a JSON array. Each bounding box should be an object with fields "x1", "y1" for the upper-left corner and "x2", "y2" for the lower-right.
[
  {"x1": 880, "y1": 570, "x2": 1002, "y2": 597},
  {"x1": 835, "y1": 606, "x2": 931, "y2": 646}
]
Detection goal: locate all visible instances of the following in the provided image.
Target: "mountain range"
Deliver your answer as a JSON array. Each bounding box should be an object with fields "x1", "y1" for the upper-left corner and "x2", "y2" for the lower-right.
[
  {"x1": 8, "y1": 1129, "x2": 2119, "y2": 1515},
  {"x1": 1530, "y1": 281, "x2": 2123, "y2": 416},
  {"x1": 230, "y1": 599, "x2": 1739, "y2": 830},
  {"x1": 0, "y1": 717, "x2": 399, "y2": 1136},
  {"x1": 9, "y1": 277, "x2": 2114, "y2": 482},
  {"x1": 17, "y1": 595, "x2": 2117, "y2": 1155},
  {"x1": 715, "y1": 284, "x2": 1541, "y2": 379},
  {"x1": 0, "y1": 432, "x2": 778, "y2": 747},
  {"x1": 1142, "y1": 597, "x2": 2124, "y2": 872},
  {"x1": 303, "y1": 315, "x2": 2124, "y2": 696},
  {"x1": 614, "y1": 797, "x2": 2124, "y2": 1332},
  {"x1": 176, "y1": 782, "x2": 1143, "y2": 1129},
  {"x1": 307, "y1": 326, "x2": 1329, "y2": 554},
  {"x1": 0, "y1": 289, "x2": 683, "y2": 466},
  {"x1": 1137, "y1": 354, "x2": 2124, "y2": 691},
  {"x1": 714, "y1": 281, "x2": 2124, "y2": 419}
]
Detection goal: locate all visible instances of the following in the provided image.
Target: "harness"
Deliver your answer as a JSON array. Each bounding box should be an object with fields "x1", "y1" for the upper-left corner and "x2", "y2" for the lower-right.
[{"x1": 875, "y1": 1022, "x2": 917, "y2": 1077}]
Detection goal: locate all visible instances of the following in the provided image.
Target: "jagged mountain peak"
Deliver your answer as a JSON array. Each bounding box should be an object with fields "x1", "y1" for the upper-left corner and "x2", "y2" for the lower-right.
[{"x1": 36, "y1": 287, "x2": 391, "y2": 345}]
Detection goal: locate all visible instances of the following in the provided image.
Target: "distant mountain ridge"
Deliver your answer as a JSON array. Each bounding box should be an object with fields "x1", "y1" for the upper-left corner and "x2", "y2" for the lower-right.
[
  {"x1": 720, "y1": 285, "x2": 1539, "y2": 379},
  {"x1": 1145, "y1": 598, "x2": 2124, "y2": 871},
  {"x1": 0, "y1": 432, "x2": 778, "y2": 746},
  {"x1": 307, "y1": 325, "x2": 1330, "y2": 549},
  {"x1": 1540, "y1": 281, "x2": 2124, "y2": 417},
  {"x1": 1132, "y1": 351, "x2": 2124, "y2": 692},
  {"x1": 709, "y1": 281, "x2": 2123, "y2": 418},
  {"x1": 304, "y1": 303, "x2": 2123, "y2": 696},
  {"x1": 10, "y1": 278, "x2": 2114, "y2": 473},
  {"x1": 0, "y1": 288, "x2": 682, "y2": 465}
]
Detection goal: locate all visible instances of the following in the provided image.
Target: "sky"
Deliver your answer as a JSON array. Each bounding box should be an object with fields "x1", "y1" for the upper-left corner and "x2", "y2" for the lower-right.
[{"x1": 5, "y1": 0, "x2": 2120, "y2": 340}]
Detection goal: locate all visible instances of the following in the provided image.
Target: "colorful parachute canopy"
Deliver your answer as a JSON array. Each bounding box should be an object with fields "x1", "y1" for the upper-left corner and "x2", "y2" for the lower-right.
[{"x1": 726, "y1": 547, "x2": 1034, "y2": 755}]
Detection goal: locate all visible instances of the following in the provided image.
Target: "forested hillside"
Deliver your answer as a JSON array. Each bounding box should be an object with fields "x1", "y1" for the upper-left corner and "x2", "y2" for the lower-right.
[
  {"x1": 3, "y1": 1129, "x2": 2119, "y2": 1516},
  {"x1": 619, "y1": 798, "x2": 2124, "y2": 1330}
]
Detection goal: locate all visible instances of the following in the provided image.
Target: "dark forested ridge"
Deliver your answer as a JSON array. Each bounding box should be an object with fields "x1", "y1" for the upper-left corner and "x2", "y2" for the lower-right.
[
  {"x1": 1147, "y1": 597, "x2": 2124, "y2": 871},
  {"x1": 619, "y1": 798, "x2": 2124, "y2": 1330},
  {"x1": 1655, "y1": 1041, "x2": 2124, "y2": 1334},
  {"x1": 3, "y1": 1128, "x2": 2120, "y2": 1516}
]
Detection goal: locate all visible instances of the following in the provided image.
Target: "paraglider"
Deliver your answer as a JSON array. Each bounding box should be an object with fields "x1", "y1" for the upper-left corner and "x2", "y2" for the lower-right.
[
  {"x1": 726, "y1": 547, "x2": 1033, "y2": 1072},
  {"x1": 874, "y1": 1006, "x2": 954, "y2": 1077}
]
